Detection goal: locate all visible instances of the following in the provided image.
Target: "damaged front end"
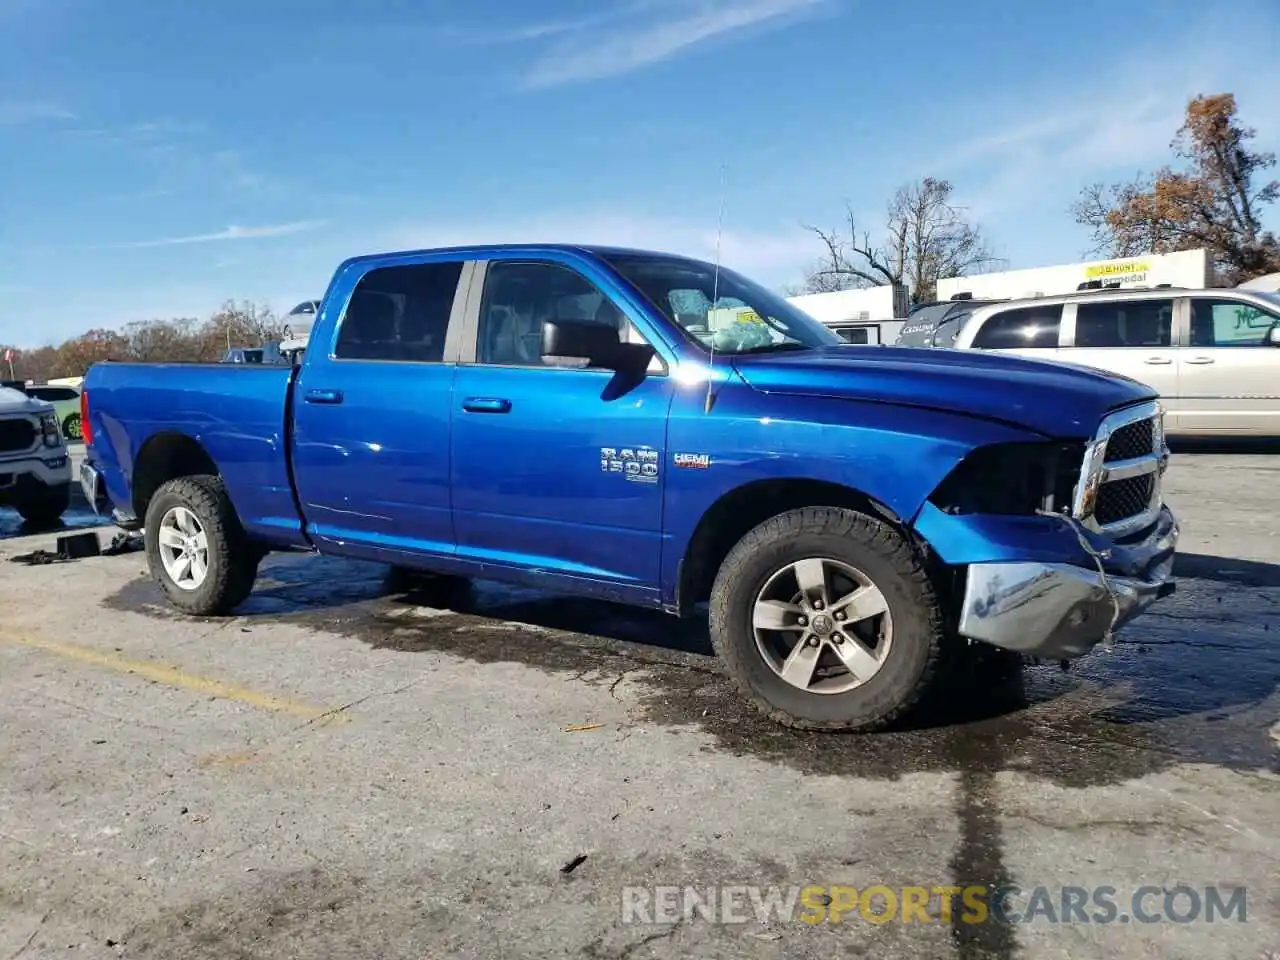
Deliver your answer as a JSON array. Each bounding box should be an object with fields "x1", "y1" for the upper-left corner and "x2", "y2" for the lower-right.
[{"x1": 914, "y1": 400, "x2": 1178, "y2": 661}]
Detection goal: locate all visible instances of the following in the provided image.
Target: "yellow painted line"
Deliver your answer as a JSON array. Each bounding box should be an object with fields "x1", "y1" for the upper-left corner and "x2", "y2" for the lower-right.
[{"x1": 0, "y1": 632, "x2": 347, "y2": 723}]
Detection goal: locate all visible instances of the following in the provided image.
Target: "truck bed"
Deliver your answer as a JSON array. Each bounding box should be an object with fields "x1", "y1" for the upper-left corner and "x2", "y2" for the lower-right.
[{"x1": 83, "y1": 362, "x2": 305, "y2": 544}]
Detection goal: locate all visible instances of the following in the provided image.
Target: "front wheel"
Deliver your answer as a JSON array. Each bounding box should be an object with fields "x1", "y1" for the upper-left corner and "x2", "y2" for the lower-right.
[
  {"x1": 15, "y1": 483, "x2": 71, "y2": 526},
  {"x1": 709, "y1": 506, "x2": 944, "y2": 732},
  {"x1": 144, "y1": 475, "x2": 259, "y2": 616}
]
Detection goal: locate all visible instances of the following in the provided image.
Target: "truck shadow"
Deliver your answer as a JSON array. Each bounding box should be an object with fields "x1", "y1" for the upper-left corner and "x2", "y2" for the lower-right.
[{"x1": 105, "y1": 549, "x2": 1279, "y2": 782}]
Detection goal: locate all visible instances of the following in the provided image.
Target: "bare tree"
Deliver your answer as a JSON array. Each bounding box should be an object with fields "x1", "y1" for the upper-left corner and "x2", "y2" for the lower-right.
[
  {"x1": 800, "y1": 177, "x2": 1001, "y2": 302},
  {"x1": 202, "y1": 299, "x2": 284, "y2": 357},
  {"x1": 1071, "y1": 93, "x2": 1280, "y2": 285}
]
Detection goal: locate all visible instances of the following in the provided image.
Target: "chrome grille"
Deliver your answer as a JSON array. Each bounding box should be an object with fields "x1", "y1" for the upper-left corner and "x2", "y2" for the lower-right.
[
  {"x1": 1095, "y1": 474, "x2": 1156, "y2": 526},
  {"x1": 1105, "y1": 419, "x2": 1154, "y2": 462},
  {"x1": 1072, "y1": 400, "x2": 1166, "y2": 536}
]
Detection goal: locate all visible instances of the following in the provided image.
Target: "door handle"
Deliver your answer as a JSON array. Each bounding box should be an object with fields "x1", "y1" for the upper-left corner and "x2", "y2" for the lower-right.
[
  {"x1": 1143, "y1": 357, "x2": 1172, "y2": 365},
  {"x1": 462, "y1": 397, "x2": 512, "y2": 414},
  {"x1": 304, "y1": 388, "x2": 344, "y2": 404},
  {"x1": 1183, "y1": 357, "x2": 1216, "y2": 365}
]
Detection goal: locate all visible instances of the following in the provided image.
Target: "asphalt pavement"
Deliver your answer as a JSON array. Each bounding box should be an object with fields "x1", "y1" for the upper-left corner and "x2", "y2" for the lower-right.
[{"x1": 0, "y1": 447, "x2": 1276, "y2": 959}]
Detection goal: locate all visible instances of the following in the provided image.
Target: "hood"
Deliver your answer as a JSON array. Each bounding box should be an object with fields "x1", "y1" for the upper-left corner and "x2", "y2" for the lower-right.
[
  {"x1": 0, "y1": 386, "x2": 53, "y2": 416},
  {"x1": 731, "y1": 346, "x2": 1156, "y2": 438}
]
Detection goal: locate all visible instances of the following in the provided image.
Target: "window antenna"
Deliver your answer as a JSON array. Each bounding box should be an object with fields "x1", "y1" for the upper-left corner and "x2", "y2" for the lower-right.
[{"x1": 705, "y1": 161, "x2": 727, "y2": 414}]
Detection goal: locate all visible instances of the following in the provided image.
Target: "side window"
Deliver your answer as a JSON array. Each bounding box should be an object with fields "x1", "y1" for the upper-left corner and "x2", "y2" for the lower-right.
[
  {"x1": 1189, "y1": 298, "x2": 1279, "y2": 347},
  {"x1": 970, "y1": 306, "x2": 1061, "y2": 349},
  {"x1": 833, "y1": 326, "x2": 870, "y2": 344},
  {"x1": 334, "y1": 261, "x2": 463, "y2": 362},
  {"x1": 1076, "y1": 300, "x2": 1172, "y2": 347},
  {"x1": 476, "y1": 260, "x2": 643, "y2": 366}
]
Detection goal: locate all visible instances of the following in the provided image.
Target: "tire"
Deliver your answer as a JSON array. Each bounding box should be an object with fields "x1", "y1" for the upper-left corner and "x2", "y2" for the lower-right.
[
  {"x1": 62, "y1": 413, "x2": 82, "y2": 441},
  {"x1": 709, "y1": 506, "x2": 944, "y2": 732},
  {"x1": 15, "y1": 483, "x2": 71, "y2": 526},
  {"x1": 144, "y1": 475, "x2": 259, "y2": 616}
]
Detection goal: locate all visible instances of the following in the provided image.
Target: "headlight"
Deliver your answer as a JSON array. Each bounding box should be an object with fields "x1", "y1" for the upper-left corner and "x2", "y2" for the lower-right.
[
  {"x1": 39, "y1": 413, "x2": 62, "y2": 447},
  {"x1": 929, "y1": 441, "x2": 1087, "y2": 517}
]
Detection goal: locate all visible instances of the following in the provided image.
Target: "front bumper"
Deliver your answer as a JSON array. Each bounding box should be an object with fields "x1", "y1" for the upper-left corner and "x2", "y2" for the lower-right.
[
  {"x1": 957, "y1": 505, "x2": 1178, "y2": 660},
  {"x1": 0, "y1": 453, "x2": 72, "y2": 502}
]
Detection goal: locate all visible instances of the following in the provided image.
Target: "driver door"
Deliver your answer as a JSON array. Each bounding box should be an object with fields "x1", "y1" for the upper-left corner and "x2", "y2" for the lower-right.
[{"x1": 449, "y1": 256, "x2": 674, "y2": 598}]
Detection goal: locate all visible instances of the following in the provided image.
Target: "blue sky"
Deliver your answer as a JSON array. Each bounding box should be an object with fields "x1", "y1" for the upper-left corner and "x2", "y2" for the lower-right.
[{"x1": 1, "y1": 0, "x2": 1278, "y2": 345}]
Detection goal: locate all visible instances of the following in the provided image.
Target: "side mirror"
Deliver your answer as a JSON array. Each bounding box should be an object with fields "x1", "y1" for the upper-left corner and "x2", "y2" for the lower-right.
[
  {"x1": 1269, "y1": 325, "x2": 1280, "y2": 346},
  {"x1": 541, "y1": 319, "x2": 656, "y2": 379},
  {"x1": 541, "y1": 319, "x2": 620, "y2": 367}
]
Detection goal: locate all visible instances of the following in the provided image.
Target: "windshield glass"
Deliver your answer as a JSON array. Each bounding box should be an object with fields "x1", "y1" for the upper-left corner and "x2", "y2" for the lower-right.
[
  {"x1": 600, "y1": 253, "x2": 842, "y2": 355},
  {"x1": 1254, "y1": 291, "x2": 1280, "y2": 311}
]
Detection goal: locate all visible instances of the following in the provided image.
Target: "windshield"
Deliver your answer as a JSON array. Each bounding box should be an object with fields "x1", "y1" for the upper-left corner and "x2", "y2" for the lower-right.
[
  {"x1": 1255, "y1": 291, "x2": 1280, "y2": 311},
  {"x1": 600, "y1": 253, "x2": 842, "y2": 355}
]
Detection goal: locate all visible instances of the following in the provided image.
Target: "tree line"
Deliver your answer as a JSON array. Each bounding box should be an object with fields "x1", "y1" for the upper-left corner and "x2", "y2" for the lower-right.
[
  {"x1": 2, "y1": 300, "x2": 286, "y2": 383},
  {"x1": 4, "y1": 92, "x2": 1277, "y2": 382}
]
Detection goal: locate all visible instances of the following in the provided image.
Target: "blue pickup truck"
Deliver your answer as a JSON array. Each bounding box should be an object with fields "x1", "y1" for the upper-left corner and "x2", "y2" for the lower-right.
[{"x1": 79, "y1": 244, "x2": 1178, "y2": 730}]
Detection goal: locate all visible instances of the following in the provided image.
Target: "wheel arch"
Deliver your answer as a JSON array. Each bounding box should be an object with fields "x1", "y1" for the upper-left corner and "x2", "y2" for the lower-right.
[
  {"x1": 674, "y1": 477, "x2": 914, "y2": 617},
  {"x1": 131, "y1": 431, "x2": 219, "y2": 521}
]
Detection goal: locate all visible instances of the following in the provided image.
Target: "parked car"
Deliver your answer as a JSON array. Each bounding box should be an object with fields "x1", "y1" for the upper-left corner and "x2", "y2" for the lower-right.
[
  {"x1": 24, "y1": 383, "x2": 83, "y2": 440},
  {"x1": 220, "y1": 341, "x2": 289, "y2": 365},
  {"x1": 282, "y1": 300, "x2": 320, "y2": 342},
  {"x1": 949, "y1": 287, "x2": 1280, "y2": 436},
  {"x1": 0, "y1": 385, "x2": 73, "y2": 524},
  {"x1": 78, "y1": 243, "x2": 1177, "y2": 731},
  {"x1": 894, "y1": 298, "x2": 1006, "y2": 348}
]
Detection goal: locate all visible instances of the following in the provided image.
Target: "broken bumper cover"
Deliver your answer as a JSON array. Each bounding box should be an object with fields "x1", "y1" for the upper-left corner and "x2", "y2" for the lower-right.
[
  {"x1": 79, "y1": 458, "x2": 140, "y2": 528},
  {"x1": 957, "y1": 506, "x2": 1178, "y2": 660}
]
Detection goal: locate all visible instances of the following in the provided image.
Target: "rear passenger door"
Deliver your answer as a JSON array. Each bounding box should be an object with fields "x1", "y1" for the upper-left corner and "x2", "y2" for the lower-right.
[
  {"x1": 291, "y1": 255, "x2": 471, "y2": 561},
  {"x1": 1062, "y1": 297, "x2": 1179, "y2": 406},
  {"x1": 1176, "y1": 296, "x2": 1280, "y2": 434},
  {"x1": 966, "y1": 304, "x2": 1064, "y2": 359}
]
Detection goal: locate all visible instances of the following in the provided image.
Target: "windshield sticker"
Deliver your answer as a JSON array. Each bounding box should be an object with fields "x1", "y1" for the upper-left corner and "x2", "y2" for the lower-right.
[{"x1": 601, "y1": 446, "x2": 660, "y2": 483}]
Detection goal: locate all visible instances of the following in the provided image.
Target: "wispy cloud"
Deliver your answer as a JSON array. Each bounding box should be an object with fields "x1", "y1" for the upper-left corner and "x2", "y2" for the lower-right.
[
  {"x1": 927, "y1": 21, "x2": 1280, "y2": 243},
  {"x1": 0, "y1": 99, "x2": 76, "y2": 125},
  {"x1": 116, "y1": 220, "x2": 327, "y2": 249},
  {"x1": 481, "y1": 0, "x2": 833, "y2": 88}
]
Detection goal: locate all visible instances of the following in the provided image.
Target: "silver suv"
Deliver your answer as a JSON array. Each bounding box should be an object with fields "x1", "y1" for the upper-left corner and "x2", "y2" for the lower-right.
[
  {"x1": 950, "y1": 287, "x2": 1280, "y2": 437},
  {"x1": 0, "y1": 385, "x2": 72, "y2": 524}
]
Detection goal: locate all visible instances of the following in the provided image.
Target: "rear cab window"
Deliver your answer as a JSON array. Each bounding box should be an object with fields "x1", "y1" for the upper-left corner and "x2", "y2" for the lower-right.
[
  {"x1": 970, "y1": 305, "x2": 1062, "y2": 349},
  {"x1": 334, "y1": 261, "x2": 464, "y2": 363}
]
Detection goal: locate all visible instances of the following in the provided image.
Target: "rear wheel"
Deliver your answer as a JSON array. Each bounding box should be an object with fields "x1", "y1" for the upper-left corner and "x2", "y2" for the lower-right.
[
  {"x1": 144, "y1": 475, "x2": 258, "y2": 615},
  {"x1": 709, "y1": 506, "x2": 944, "y2": 732}
]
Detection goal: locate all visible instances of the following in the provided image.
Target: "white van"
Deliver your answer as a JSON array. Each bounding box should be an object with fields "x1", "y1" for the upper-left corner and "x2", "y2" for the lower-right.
[{"x1": 951, "y1": 287, "x2": 1280, "y2": 436}]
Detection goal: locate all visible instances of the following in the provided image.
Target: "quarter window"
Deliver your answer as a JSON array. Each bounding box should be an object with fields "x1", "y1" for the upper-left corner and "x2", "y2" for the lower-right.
[
  {"x1": 29, "y1": 387, "x2": 79, "y2": 401},
  {"x1": 1189, "y1": 298, "x2": 1279, "y2": 347},
  {"x1": 1075, "y1": 300, "x2": 1173, "y2": 347},
  {"x1": 970, "y1": 306, "x2": 1061, "y2": 349},
  {"x1": 476, "y1": 261, "x2": 647, "y2": 366},
  {"x1": 334, "y1": 261, "x2": 463, "y2": 362}
]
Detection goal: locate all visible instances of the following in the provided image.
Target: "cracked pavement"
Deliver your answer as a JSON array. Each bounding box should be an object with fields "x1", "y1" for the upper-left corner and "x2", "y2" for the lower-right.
[{"x1": 0, "y1": 446, "x2": 1277, "y2": 959}]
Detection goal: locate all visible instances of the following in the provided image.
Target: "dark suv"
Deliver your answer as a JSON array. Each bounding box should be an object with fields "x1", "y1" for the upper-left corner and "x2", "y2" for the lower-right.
[{"x1": 895, "y1": 299, "x2": 1005, "y2": 347}]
